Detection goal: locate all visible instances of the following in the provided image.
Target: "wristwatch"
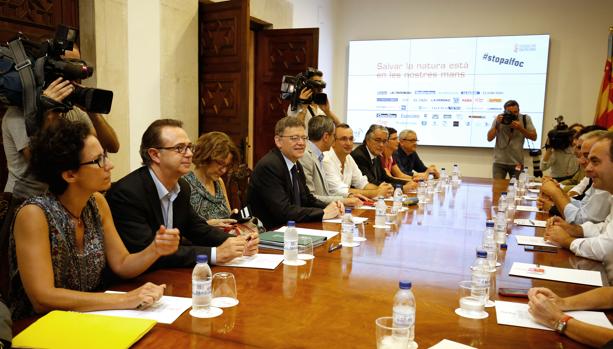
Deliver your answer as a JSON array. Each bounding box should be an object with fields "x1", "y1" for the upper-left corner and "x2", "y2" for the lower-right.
[{"x1": 555, "y1": 315, "x2": 573, "y2": 334}]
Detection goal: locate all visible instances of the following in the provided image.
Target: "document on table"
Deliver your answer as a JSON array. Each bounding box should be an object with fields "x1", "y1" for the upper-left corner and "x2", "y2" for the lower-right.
[
  {"x1": 514, "y1": 219, "x2": 547, "y2": 227},
  {"x1": 428, "y1": 339, "x2": 476, "y2": 349},
  {"x1": 522, "y1": 195, "x2": 538, "y2": 201},
  {"x1": 514, "y1": 235, "x2": 558, "y2": 247},
  {"x1": 323, "y1": 216, "x2": 368, "y2": 224},
  {"x1": 356, "y1": 205, "x2": 408, "y2": 212},
  {"x1": 509, "y1": 262, "x2": 603, "y2": 286},
  {"x1": 515, "y1": 205, "x2": 541, "y2": 212},
  {"x1": 275, "y1": 226, "x2": 338, "y2": 239},
  {"x1": 217, "y1": 253, "x2": 284, "y2": 270},
  {"x1": 86, "y1": 291, "x2": 192, "y2": 324},
  {"x1": 527, "y1": 188, "x2": 540, "y2": 194},
  {"x1": 495, "y1": 300, "x2": 613, "y2": 331},
  {"x1": 527, "y1": 182, "x2": 542, "y2": 188}
]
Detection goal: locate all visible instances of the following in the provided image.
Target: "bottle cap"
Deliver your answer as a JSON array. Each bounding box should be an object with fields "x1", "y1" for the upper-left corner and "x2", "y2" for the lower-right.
[
  {"x1": 196, "y1": 254, "x2": 208, "y2": 264},
  {"x1": 345, "y1": 207, "x2": 352, "y2": 214},
  {"x1": 501, "y1": 243, "x2": 508, "y2": 250},
  {"x1": 486, "y1": 220, "x2": 495, "y2": 227},
  {"x1": 476, "y1": 250, "x2": 487, "y2": 258},
  {"x1": 501, "y1": 191, "x2": 507, "y2": 195},
  {"x1": 441, "y1": 167, "x2": 445, "y2": 170},
  {"x1": 399, "y1": 280, "x2": 412, "y2": 289},
  {"x1": 287, "y1": 220, "x2": 296, "y2": 227},
  {"x1": 396, "y1": 184, "x2": 402, "y2": 189}
]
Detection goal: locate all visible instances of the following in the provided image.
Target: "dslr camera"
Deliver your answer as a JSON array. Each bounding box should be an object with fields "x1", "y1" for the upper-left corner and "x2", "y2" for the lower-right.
[
  {"x1": 0, "y1": 25, "x2": 113, "y2": 133},
  {"x1": 545, "y1": 115, "x2": 574, "y2": 151},
  {"x1": 501, "y1": 110, "x2": 519, "y2": 125},
  {"x1": 280, "y1": 67, "x2": 327, "y2": 111}
]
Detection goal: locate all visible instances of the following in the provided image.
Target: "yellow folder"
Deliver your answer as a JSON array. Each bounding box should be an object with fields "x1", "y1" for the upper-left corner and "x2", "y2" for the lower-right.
[{"x1": 12, "y1": 310, "x2": 156, "y2": 349}]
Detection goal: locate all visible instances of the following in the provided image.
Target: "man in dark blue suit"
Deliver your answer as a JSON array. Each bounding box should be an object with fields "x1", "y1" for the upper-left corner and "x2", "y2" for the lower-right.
[
  {"x1": 106, "y1": 119, "x2": 257, "y2": 268},
  {"x1": 247, "y1": 116, "x2": 343, "y2": 229}
]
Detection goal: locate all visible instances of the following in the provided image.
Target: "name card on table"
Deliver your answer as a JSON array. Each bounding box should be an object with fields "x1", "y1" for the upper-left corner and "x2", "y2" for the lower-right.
[{"x1": 509, "y1": 262, "x2": 603, "y2": 286}]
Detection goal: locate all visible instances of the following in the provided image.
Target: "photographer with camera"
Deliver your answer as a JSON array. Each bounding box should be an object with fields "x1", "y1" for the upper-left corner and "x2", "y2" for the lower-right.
[
  {"x1": 541, "y1": 116, "x2": 579, "y2": 181},
  {"x1": 487, "y1": 100, "x2": 537, "y2": 179},
  {"x1": 283, "y1": 67, "x2": 341, "y2": 127}
]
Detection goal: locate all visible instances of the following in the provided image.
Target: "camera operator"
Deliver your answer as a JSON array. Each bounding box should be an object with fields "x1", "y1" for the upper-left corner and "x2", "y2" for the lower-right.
[
  {"x1": 541, "y1": 116, "x2": 579, "y2": 182},
  {"x1": 285, "y1": 68, "x2": 341, "y2": 127},
  {"x1": 487, "y1": 99, "x2": 537, "y2": 179}
]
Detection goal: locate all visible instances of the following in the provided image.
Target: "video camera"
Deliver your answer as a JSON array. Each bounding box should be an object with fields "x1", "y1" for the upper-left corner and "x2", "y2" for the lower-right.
[
  {"x1": 280, "y1": 67, "x2": 327, "y2": 111},
  {"x1": 501, "y1": 110, "x2": 519, "y2": 125},
  {"x1": 0, "y1": 25, "x2": 113, "y2": 134},
  {"x1": 545, "y1": 115, "x2": 574, "y2": 150}
]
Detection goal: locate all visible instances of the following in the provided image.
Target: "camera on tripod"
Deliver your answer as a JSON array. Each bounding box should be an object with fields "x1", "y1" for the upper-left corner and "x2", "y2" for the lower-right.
[
  {"x1": 545, "y1": 115, "x2": 574, "y2": 151},
  {"x1": 280, "y1": 67, "x2": 327, "y2": 111}
]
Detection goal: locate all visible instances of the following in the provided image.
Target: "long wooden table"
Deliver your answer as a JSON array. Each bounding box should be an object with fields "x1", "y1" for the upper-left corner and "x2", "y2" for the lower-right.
[{"x1": 13, "y1": 178, "x2": 610, "y2": 348}]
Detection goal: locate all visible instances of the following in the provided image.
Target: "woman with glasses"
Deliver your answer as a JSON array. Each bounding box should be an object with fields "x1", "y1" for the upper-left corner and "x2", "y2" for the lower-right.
[
  {"x1": 8, "y1": 119, "x2": 180, "y2": 319},
  {"x1": 183, "y1": 131, "x2": 240, "y2": 228},
  {"x1": 380, "y1": 127, "x2": 413, "y2": 181}
]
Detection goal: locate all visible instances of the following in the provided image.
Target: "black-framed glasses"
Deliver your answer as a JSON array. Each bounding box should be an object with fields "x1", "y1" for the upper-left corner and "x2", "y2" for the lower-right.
[
  {"x1": 155, "y1": 143, "x2": 194, "y2": 154},
  {"x1": 80, "y1": 151, "x2": 109, "y2": 168},
  {"x1": 401, "y1": 138, "x2": 418, "y2": 143},
  {"x1": 278, "y1": 135, "x2": 309, "y2": 143}
]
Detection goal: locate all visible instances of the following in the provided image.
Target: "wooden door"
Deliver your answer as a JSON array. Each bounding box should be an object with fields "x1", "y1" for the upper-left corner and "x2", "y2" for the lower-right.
[
  {"x1": 253, "y1": 28, "x2": 319, "y2": 164},
  {"x1": 198, "y1": 0, "x2": 249, "y2": 159}
]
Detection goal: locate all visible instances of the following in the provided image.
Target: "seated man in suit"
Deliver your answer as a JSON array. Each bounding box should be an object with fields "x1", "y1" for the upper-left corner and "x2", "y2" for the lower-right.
[
  {"x1": 247, "y1": 116, "x2": 343, "y2": 229},
  {"x1": 323, "y1": 124, "x2": 394, "y2": 199},
  {"x1": 352, "y1": 124, "x2": 416, "y2": 193},
  {"x1": 393, "y1": 129, "x2": 439, "y2": 180},
  {"x1": 106, "y1": 119, "x2": 257, "y2": 268},
  {"x1": 300, "y1": 117, "x2": 366, "y2": 206}
]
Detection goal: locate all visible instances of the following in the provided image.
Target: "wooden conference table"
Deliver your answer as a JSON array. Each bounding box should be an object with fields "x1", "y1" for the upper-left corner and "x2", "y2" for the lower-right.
[{"x1": 14, "y1": 178, "x2": 611, "y2": 348}]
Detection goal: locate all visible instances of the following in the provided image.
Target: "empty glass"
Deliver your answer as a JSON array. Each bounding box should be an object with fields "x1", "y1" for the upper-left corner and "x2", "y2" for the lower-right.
[
  {"x1": 385, "y1": 206, "x2": 396, "y2": 226},
  {"x1": 375, "y1": 316, "x2": 417, "y2": 349},
  {"x1": 354, "y1": 222, "x2": 367, "y2": 242},
  {"x1": 455, "y1": 280, "x2": 489, "y2": 319},
  {"x1": 298, "y1": 236, "x2": 315, "y2": 260},
  {"x1": 210, "y1": 272, "x2": 239, "y2": 308}
]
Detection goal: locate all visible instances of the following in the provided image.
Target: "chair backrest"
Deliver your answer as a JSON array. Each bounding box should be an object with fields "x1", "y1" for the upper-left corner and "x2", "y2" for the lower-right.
[
  {"x1": 0, "y1": 192, "x2": 13, "y2": 300},
  {"x1": 225, "y1": 164, "x2": 252, "y2": 210}
]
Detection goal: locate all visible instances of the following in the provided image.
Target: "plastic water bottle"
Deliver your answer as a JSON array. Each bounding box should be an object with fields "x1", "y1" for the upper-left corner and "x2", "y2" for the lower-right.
[
  {"x1": 499, "y1": 192, "x2": 508, "y2": 213},
  {"x1": 416, "y1": 180, "x2": 426, "y2": 204},
  {"x1": 375, "y1": 196, "x2": 387, "y2": 226},
  {"x1": 440, "y1": 167, "x2": 449, "y2": 186},
  {"x1": 192, "y1": 254, "x2": 212, "y2": 312},
  {"x1": 494, "y1": 207, "x2": 507, "y2": 244},
  {"x1": 341, "y1": 208, "x2": 354, "y2": 245},
  {"x1": 506, "y1": 185, "x2": 516, "y2": 221},
  {"x1": 426, "y1": 174, "x2": 435, "y2": 198},
  {"x1": 393, "y1": 280, "x2": 416, "y2": 343},
  {"x1": 284, "y1": 221, "x2": 298, "y2": 262},
  {"x1": 452, "y1": 163, "x2": 461, "y2": 182},
  {"x1": 482, "y1": 221, "x2": 497, "y2": 272},
  {"x1": 471, "y1": 250, "x2": 491, "y2": 302},
  {"x1": 393, "y1": 184, "x2": 403, "y2": 212}
]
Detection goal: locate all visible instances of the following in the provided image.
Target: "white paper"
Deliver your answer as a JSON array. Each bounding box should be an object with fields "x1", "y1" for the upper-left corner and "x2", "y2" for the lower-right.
[
  {"x1": 495, "y1": 300, "x2": 613, "y2": 331},
  {"x1": 323, "y1": 216, "x2": 368, "y2": 224},
  {"x1": 527, "y1": 188, "x2": 540, "y2": 194},
  {"x1": 514, "y1": 219, "x2": 547, "y2": 228},
  {"x1": 356, "y1": 205, "x2": 408, "y2": 212},
  {"x1": 515, "y1": 205, "x2": 541, "y2": 212},
  {"x1": 522, "y1": 195, "x2": 538, "y2": 201},
  {"x1": 86, "y1": 292, "x2": 192, "y2": 324},
  {"x1": 216, "y1": 253, "x2": 284, "y2": 270},
  {"x1": 509, "y1": 262, "x2": 603, "y2": 286},
  {"x1": 275, "y1": 226, "x2": 338, "y2": 239},
  {"x1": 527, "y1": 182, "x2": 542, "y2": 187},
  {"x1": 514, "y1": 235, "x2": 558, "y2": 247},
  {"x1": 428, "y1": 339, "x2": 476, "y2": 349}
]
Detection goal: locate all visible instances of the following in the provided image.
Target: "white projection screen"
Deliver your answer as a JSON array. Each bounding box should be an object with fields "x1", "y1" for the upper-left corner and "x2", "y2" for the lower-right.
[{"x1": 346, "y1": 35, "x2": 550, "y2": 147}]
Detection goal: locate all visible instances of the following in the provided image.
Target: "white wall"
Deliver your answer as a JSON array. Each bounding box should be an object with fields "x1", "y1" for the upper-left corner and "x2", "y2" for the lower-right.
[{"x1": 327, "y1": 0, "x2": 613, "y2": 177}]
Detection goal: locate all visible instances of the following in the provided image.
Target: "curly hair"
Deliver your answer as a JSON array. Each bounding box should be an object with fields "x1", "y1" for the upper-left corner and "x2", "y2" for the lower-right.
[
  {"x1": 192, "y1": 131, "x2": 240, "y2": 168},
  {"x1": 29, "y1": 119, "x2": 91, "y2": 195}
]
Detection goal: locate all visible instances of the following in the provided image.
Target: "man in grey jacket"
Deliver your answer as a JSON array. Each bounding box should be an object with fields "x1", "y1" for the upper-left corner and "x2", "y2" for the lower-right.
[{"x1": 300, "y1": 117, "x2": 366, "y2": 206}]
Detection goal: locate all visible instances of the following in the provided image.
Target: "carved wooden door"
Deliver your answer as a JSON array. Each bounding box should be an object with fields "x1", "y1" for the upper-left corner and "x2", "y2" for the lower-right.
[
  {"x1": 198, "y1": 0, "x2": 249, "y2": 159},
  {"x1": 253, "y1": 28, "x2": 319, "y2": 163}
]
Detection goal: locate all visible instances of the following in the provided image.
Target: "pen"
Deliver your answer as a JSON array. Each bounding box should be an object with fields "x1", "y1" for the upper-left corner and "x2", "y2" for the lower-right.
[
  {"x1": 529, "y1": 219, "x2": 536, "y2": 226},
  {"x1": 328, "y1": 243, "x2": 342, "y2": 253}
]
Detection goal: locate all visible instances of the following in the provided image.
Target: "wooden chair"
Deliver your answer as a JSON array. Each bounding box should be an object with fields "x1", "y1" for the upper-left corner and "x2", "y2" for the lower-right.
[{"x1": 225, "y1": 164, "x2": 252, "y2": 210}]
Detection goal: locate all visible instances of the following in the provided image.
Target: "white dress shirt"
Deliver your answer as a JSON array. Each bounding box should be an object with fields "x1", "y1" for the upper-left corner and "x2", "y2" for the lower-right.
[
  {"x1": 563, "y1": 187, "x2": 611, "y2": 224},
  {"x1": 570, "y1": 196, "x2": 613, "y2": 261},
  {"x1": 322, "y1": 150, "x2": 369, "y2": 196}
]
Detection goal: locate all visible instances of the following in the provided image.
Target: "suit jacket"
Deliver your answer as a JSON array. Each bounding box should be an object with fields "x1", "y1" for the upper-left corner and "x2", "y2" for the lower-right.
[
  {"x1": 106, "y1": 166, "x2": 229, "y2": 269},
  {"x1": 351, "y1": 144, "x2": 406, "y2": 187},
  {"x1": 299, "y1": 143, "x2": 345, "y2": 204},
  {"x1": 247, "y1": 148, "x2": 327, "y2": 229}
]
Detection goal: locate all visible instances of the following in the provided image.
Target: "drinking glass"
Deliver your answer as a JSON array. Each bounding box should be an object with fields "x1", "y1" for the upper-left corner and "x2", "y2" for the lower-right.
[
  {"x1": 385, "y1": 206, "x2": 396, "y2": 226},
  {"x1": 210, "y1": 272, "x2": 239, "y2": 308},
  {"x1": 298, "y1": 236, "x2": 315, "y2": 260},
  {"x1": 354, "y1": 222, "x2": 367, "y2": 242},
  {"x1": 455, "y1": 280, "x2": 489, "y2": 319},
  {"x1": 375, "y1": 316, "x2": 417, "y2": 349}
]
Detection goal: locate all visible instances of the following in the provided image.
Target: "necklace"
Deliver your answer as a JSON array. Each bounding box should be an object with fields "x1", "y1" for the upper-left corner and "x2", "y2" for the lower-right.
[{"x1": 60, "y1": 202, "x2": 83, "y2": 228}]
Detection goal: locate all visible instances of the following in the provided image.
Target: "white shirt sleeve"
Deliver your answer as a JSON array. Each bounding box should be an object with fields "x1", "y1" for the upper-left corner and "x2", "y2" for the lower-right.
[
  {"x1": 563, "y1": 190, "x2": 612, "y2": 225},
  {"x1": 570, "y1": 219, "x2": 613, "y2": 261},
  {"x1": 569, "y1": 176, "x2": 590, "y2": 195}
]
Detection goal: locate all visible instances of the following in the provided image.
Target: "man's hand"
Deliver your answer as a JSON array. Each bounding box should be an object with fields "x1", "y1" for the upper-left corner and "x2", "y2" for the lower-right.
[
  {"x1": 349, "y1": 193, "x2": 370, "y2": 202},
  {"x1": 540, "y1": 179, "x2": 562, "y2": 197},
  {"x1": 537, "y1": 195, "x2": 553, "y2": 211},
  {"x1": 510, "y1": 120, "x2": 522, "y2": 130},
  {"x1": 207, "y1": 218, "x2": 237, "y2": 228},
  {"x1": 243, "y1": 232, "x2": 259, "y2": 256},
  {"x1": 153, "y1": 225, "x2": 180, "y2": 257},
  {"x1": 377, "y1": 182, "x2": 394, "y2": 198},
  {"x1": 323, "y1": 201, "x2": 343, "y2": 220},
  {"x1": 298, "y1": 88, "x2": 313, "y2": 102},
  {"x1": 216, "y1": 236, "x2": 248, "y2": 263},
  {"x1": 544, "y1": 224, "x2": 574, "y2": 248},
  {"x1": 402, "y1": 181, "x2": 417, "y2": 193},
  {"x1": 42, "y1": 77, "x2": 74, "y2": 103},
  {"x1": 495, "y1": 114, "x2": 504, "y2": 125},
  {"x1": 342, "y1": 196, "x2": 363, "y2": 207},
  {"x1": 547, "y1": 216, "x2": 583, "y2": 237}
]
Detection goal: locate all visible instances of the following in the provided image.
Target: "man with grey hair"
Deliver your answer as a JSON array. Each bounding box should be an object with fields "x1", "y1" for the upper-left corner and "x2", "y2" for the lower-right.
[
  {"x1": 539, "y1": 130, "x2": 610, "y2": 225},
  {"x1": 352, "y1": 124, "x2": 415, "y2": 193},
  {"x1": 394, "y1": 129, "x2": 439, "y2": 180},
  {"x1": 300, "y1": 117, "x2": 366, "y2": 206},
  {"x1": 247, "y1": 116, "x2": 343, "y2": 229}
]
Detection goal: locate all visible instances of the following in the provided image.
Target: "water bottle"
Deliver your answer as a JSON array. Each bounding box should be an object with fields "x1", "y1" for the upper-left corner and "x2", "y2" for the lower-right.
[
  {"x1": 506, "y1": 185, "x2": 516, "y2": 221},
  {"x1": 192, "y1": 254, "x2": 212, "y2": 312},
  {"x1": 341, "y1": 208, "x2": 354, "y2": 245},
  {"x1": 518, "y1": 167, "x2": 528, "y2": 196},
  {"x1": 482, "y1": 221, "x2": 497, "y2": 272},
  {"x1": 452, "y1": 163, "x2": 460, "y2": 182},
  {"x1": 471, "y1": 250, "x2": 491, "y2": 302},
  {"x1": 440, "y1": 167, "x2": 449, "y2": 186},
  {"x1": 494, "y1": 208, "x2": 507, "y2": 244},
  {"x1": 284, "y1": 221, "x2": 298, "y2": 262},
  {"x1": 392, "y1": 184, "x2": 403, "y2": 212},
  {"x1": 393, "y1": 280, "x2": 416, "y2": 343},
  {"x1": 416, "y1": 179, "x2": 426, "y2": 204},
  {"x1": 374, "y1": 196, "x2": 387, "y2": 226},
  {"x1": 426, "y1": 174, "x2": 435, "y2": 199}
]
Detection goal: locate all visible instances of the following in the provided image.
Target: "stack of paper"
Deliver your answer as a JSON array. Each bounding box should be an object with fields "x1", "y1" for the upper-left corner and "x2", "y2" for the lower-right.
[
  {"x1": 12, "y1": 310, "x2": 156, "y2": 349},
  {"x1": 509, "y1": 262, "x2": 603, "y2": 286},
  {"x1": 87, "y1": 292, "x2": 192, "y2": 324},
  {"x1": 514, "y1": 219, "x2": 546, "y2": 227},
  {"x1": 259, "y1": 230, "x2": 327, "y2": 250},
  {"x1": 514, "y1": 235, "x2": 558, "y2": 248}
]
